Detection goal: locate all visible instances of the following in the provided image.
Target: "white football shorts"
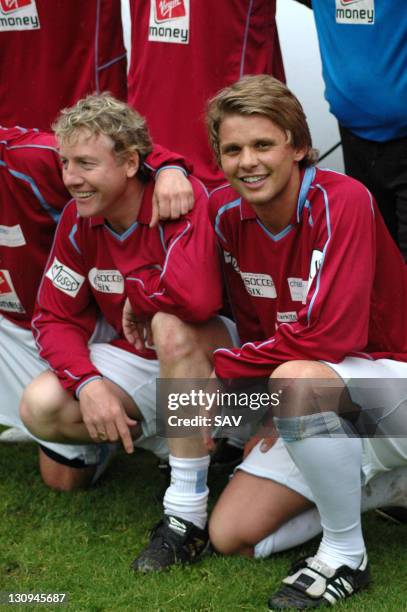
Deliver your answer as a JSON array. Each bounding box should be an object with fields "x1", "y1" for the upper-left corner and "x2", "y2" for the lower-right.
[
  {"x1": 239, "y1": 356, "x2": 407, "y2": 497},
  {"x1": 0, "y1": 314, "x2": 100, "y2": 463}
]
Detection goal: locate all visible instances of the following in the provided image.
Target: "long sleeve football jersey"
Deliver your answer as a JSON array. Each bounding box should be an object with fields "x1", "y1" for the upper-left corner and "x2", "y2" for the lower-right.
[
  {"x1": 33, "y1": 177, "x2": 222, "y2": 394},
  {"x1": 0, "y1": 126, "x2": 193, "y2": 329},
  {"x1": 208, "y1": 166, "x2": 407, "y2": 378}
]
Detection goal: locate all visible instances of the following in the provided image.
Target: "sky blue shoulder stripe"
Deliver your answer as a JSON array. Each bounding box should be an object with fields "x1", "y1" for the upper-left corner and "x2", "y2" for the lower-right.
[
  {"x1": 69, "y1": 224, "x2": 81, "y2": 255},
  {"x1": 307, "y1": 183, "x2": 332, "y2": 325},
  {"x1": 3, "y1": 164, "x2": 60, "y2": 223},
  {"x1": 214, "y1": 198, "x2": 241, "y2": 242},
  {"x1": 7, "y1": 144, "x2": 58, "y2": 153},
  {"x1": 297, "y1": 166, "x2": 316, "y2": 221}
]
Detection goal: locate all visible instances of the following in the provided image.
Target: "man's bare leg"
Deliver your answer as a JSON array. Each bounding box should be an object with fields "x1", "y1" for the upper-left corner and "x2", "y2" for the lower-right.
[
  {"x1": 132, "y1": 312, "x2": 234, "y2": 571},
  {"x1": 210, "y1": 468, "x2": 314, "y2": 556},
  {"x1": 21, "y1": 372, "x2": 141, "y2": 491}
]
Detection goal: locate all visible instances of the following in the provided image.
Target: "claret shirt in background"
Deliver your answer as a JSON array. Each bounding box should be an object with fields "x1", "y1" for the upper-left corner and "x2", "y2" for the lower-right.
[
  {"x1": 127, "y1": 0, "x2": 284, "y2": 190},
  {"x1": 0, "y1": 0, "x2": 127, "y2": 130}
]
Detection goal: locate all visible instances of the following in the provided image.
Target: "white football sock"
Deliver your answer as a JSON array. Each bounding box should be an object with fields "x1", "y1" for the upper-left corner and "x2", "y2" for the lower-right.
[
  {"x1": 254, "y1": 507, "x2": 322, "y2": 558},
  {"x1": 284, "y1": 431, "x2": 365, "y2": 570},
  {"x1": 254, "y1": 465, "x2": 407, "y2": 559},
  {"x1": 253, "y1": 463, "x2": 407, "y2": 561},
  {"x1": 163, "y1": 454, "x2": 209, "y2": 529}
]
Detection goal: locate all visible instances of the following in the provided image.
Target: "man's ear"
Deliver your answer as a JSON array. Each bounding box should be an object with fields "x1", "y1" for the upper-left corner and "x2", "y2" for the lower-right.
[
  {"x1": 293, "y1": 147, "x2": 308, "y2": 163},
  {"x1": 126, "y1": 150, "x2": 140, "y2": 178}
]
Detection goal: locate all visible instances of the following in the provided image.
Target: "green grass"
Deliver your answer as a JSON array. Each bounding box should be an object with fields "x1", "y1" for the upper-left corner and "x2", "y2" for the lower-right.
[{"x1": 0, "y1": 442, "x2": 406, "y2": 612}]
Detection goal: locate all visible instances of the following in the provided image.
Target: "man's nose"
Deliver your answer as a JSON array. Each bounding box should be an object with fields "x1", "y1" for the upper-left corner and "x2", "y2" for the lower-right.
[{"x1": 239, "y1": 147, "x2": 258, "y2": 169}]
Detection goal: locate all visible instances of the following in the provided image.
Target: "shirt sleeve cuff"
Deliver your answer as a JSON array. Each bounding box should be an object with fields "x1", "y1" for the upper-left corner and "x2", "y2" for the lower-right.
[
  {"x1": 154, "y1": 165, "x2": 188, "y2": 179},
  {"x1": 75, "y1": 375, "x2": 103, "y2": 399}
]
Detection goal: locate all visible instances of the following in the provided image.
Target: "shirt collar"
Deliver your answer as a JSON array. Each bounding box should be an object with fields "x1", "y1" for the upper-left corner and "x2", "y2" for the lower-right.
[{"x1": 239, "y1": 166, "x2": 316, "y2": 224}]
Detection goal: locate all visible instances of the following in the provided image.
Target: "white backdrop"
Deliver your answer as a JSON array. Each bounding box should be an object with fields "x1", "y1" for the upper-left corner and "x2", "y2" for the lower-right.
[
  {"x1": 120, "y1": 0, "x2": 344, "y2": 172},
  {"x1": 277, "y1": 1, "x2": 343, "y2": 171}
]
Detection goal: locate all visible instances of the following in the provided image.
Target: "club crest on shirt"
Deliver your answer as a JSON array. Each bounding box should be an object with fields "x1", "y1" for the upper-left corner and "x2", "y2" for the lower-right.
[
  {"x1": 88, "y1": 268, "x2": 124, "y2": 294},
  {"x1": 336, "y1": 0, "x2": 375, "y2": 25},
  {"x1": 45, "y1": 257, "x2": 85, "y2": 298},
  {"x1": 148, "y1": 0, "x2": 189, "y2": 44},
  {"x1": 0, "y1": 0, "x2": 40, "y2": 31}
]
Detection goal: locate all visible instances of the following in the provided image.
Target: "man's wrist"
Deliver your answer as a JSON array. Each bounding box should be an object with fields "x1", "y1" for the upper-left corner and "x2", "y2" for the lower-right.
[
  {"x1": 154, "y1": 165, "x2": 188, "y2": 179},
  {"x1": 75, "y1": 375, "x2": 103, "y2": 399}
]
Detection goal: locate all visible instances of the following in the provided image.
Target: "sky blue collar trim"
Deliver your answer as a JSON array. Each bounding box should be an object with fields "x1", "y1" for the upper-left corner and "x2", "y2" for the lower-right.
[{"x1": 297, "y1": 166, "x2": 316, "y2": 222}]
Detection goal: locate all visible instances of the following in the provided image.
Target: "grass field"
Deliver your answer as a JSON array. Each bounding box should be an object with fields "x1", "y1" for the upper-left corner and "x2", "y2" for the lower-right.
[{"x1": 0, "y1": 440, "x2": 406, "y2": 612}]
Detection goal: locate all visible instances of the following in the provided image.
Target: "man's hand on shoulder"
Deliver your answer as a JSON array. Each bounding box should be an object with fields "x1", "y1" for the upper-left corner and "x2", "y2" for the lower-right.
[
  {"x1": 78, "y1": 378, "x2": 138, "y2": 453},
  {"x1": 150, "y1": 167, "x2": 194, "y2": 227}
]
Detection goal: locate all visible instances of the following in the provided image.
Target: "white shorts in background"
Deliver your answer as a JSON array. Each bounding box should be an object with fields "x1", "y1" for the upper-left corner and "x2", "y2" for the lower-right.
[
  {"x1": 239, "y1": 356, "x2": 407, "y2": 495},
  {"x1": 0, "y1": 315, "x2": 100, "y2": 464}
]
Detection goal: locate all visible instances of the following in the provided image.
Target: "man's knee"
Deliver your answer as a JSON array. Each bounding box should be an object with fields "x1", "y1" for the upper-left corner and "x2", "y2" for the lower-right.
[
  {"x1": 151, "y1": 312, "x2": 201, "y2": 363},
  {"x1": 209, "y1": 513, "x2": 246, "y2": 556},
  {"x1": 271, "y1": 360, "x2": 345, "y2": 418},
  {"x1": 21, "y1": 372, "x2": 67, "y2": 436},
  {"x1": 39, "y1": 447, "x2": 95, "y2": 492},
  {"x1": 271, "y1": 360, "x2": 337, "y2": 381}
]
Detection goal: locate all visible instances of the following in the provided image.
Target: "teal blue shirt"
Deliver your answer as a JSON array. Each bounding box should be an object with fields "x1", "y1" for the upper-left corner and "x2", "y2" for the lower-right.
[{"x1": 312, "y1": 0, "x2": 407, "y2": 141}]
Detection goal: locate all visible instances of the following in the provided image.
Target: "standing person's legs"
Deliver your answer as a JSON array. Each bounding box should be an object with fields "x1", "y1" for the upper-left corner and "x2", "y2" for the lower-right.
[{"x1": 339, "y1": 126, "x2": 407, "y2": 260}]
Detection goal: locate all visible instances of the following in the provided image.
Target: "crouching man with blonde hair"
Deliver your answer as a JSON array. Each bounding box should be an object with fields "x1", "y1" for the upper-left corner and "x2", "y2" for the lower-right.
[{"x1": 21, "y1": 94, "x2": 236, "y2": 567}]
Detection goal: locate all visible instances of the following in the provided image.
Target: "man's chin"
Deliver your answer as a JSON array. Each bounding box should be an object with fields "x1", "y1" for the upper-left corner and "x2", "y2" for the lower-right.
[{"x1": 75, "y1": 203, "x2": 95, "y2": 218}]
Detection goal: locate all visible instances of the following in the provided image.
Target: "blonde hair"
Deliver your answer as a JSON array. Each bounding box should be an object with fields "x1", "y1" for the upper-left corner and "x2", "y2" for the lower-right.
[
  {"x1": 53, "y1": 93, "x2": 153, "y2": 166},
  {"x1": 207, "y1": 75, "x2": 318, "y2": 168}
]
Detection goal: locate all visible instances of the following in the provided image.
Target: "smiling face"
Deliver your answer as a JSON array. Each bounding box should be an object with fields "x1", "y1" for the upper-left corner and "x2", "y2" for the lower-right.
[
  {"x1": 218, "y1": 114, "x2": 306, "y2": 230},
  {"x1": 59, "y1": 130, "x2": 139, "y2": 224}
]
